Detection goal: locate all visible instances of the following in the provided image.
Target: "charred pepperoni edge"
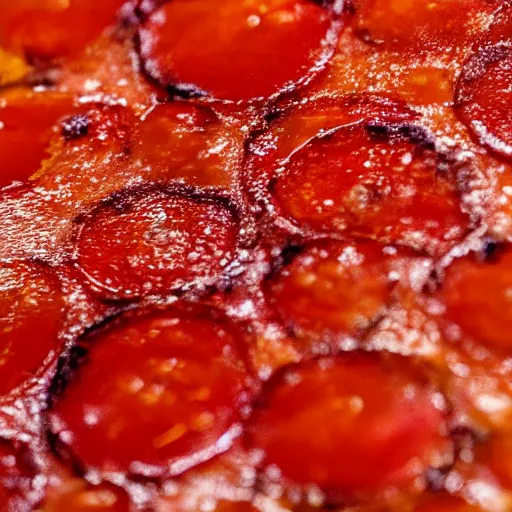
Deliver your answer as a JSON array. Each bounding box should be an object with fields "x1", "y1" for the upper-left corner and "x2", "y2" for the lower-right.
[
  {"x1": 71, "y1": 182, "x2": 256, "y2": 301},
  {"x1": 243, "y1": 353, "x2": 457, "y2": 505},
  {"x1": 45, "y1": 302, "x2": 258, "y2": 482},
  {"x1": 134, "y1": 0, "x2": 346, "y2": 105},
  {"x1": 454, "y1": 42, "x2": 512, "y2": 159},
  {"x1": 244, "y1": 96, "x2": 470, "y2": 243},
  {"x1": 259, "y1": 239, "x2": 399, "y2": 350}
]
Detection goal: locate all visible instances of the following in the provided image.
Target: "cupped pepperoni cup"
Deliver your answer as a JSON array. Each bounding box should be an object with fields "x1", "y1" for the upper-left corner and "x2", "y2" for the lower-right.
[
  {"x1": 75, "y1": 186, "x2": 240, "y2": 300},
  {"x1": 48, "y1": 306, "x2": 252, "y2": 478},
  {"x1": 440, "y1": 245, "x2": 512, "y2": 352},
  {"x1": 246, "y1": 98, "x2": 468, "y2": 253},
  {"x1": 138, "y1": 0, "x2": 343, "y2": 102},
  {"x1": 265, "y1": 239, "x2": 430, "y2": 352},
  {"x1": 248, "y1": 353, "x2": 453, "y2": 495},
  {"x1": 0, "y1": 261, "x2": 65, "y2": 396}
]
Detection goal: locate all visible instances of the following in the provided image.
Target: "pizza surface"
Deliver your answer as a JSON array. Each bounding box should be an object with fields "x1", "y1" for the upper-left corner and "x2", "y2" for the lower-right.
[{"x1": 0, "y1": 0, "x2": 512, "y2": 511}]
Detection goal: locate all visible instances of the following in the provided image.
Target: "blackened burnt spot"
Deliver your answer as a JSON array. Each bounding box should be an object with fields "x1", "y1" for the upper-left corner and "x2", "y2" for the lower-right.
[{"x1": 61, "y1": 114, "x2": 90, "y2": 141}]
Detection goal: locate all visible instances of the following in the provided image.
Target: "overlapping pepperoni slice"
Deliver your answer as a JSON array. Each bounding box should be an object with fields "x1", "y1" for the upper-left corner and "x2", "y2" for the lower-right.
[
  {"x1": 265, "y1": 239, "x2": 431, "y2": 352},
  {"x1": 48, "y1": 306, "x2": 251, "y2": 478},
  {"x1": 0, "y1": 0, "x2": 127, "y2": 60},
  {"x1": 248, "y1": 353, "x2": 453, "y2": 495},
  {"x1": 351, "y1": 0, "x2": 497, "y2": 53},
  {"x1": 0, "y1": 88, "x2": 76, "y2": 189},
  {"x1": 0, "y1": 261, "x2": 65, "y2": 395},
  {"x1": 455, "y1": 5, "x2": 512, "y2": 159},
  {"x1": 247, "y1": 97, "x2": 469, "y2": 254},
  {"x1": 439, "y1": 244, "x2": 512, "y2": 352},
  {"x1": 75, "y1": 187, "x2": 239, "y2": 299},
  {"x1": 138, "y1": 0, "x2": 342, "y2": 102}
]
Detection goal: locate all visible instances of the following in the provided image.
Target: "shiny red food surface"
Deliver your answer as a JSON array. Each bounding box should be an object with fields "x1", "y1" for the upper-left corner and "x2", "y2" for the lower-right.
[{"x1": 1, "y1": 1, "x2": 512, "y2": 511}]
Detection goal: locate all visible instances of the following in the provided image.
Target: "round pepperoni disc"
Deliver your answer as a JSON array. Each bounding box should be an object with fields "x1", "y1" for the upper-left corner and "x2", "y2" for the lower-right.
[
  {"x1": 456, "y1": 41, "x2": 512, "y2": 158},
  {"x1": 352, "y1": 0, "x2": 497, "y2": 52},
  {"x1": 248, "y1": 353, "x2": 452, "y2": 493},
  {"x1": 0, "y1": 0, "x2": 126, "y2": 60},
  {"x1": 138, "y1": 0, "x2": 341, "y2": 102},
  {"x1": 271, "y1": 124, "x2": 467, "y2": 252},
  {"x1": 266, "y1": 240, "x2": 428, "y2": 351},
  {"x1": 0, "y1": 261, "x2": 64, "y2": 395},
  {"x1": 0, "y1": 89, "x2": 76, "y2": 189},
  {"x1": 133, "y1": 103, "x2": 243, "y2": 189},
  {"x1": 48, "y1": 307, "x2": 251, "y2": 477},
  {"x1": 440, "y1": 245, "x2": 512, "y2": 352},
  {"x1": 75, "y1": 188, "x2": 239, "y2": 299}
]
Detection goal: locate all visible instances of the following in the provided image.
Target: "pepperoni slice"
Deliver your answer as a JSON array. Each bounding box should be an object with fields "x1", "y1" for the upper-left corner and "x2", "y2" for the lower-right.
[
  {"x1": 0, "y1": 0, "x2": 127, "y2": 60},
  {"x1": 248, "y1": 99, "x2": 467, "y2": 252},
  {"x1": 48, "y1": 307, "x2": 251, "y2": 477},
  {"x1": 440, "y1": 245, "x2": 512, "y2": 352},
  {"x1": 352, "y1": 0, "x2": 497, "y2": 53},
  {"x1": 132, "y1": 103, "x2": 243, "y2": 189},
  {"x1": 75, "y1": 187, "x2": 239, "y2": 300},
  {"x1": 0, "y1": 89, "x2": 76, "y2": 189},
  {"x1": 455, "y1": 6, "x2": 512, "y2": 159},
  {"x1": 248, "y1": 353, "x2": 452, "y2": 494},
  {"x1": 0, "y1": 261, "x2": 64, "y2": 395},
  {"x1": 43, "y1": 481, "x2": 130, "y2": 512},
  {"x1": 265, "y1": 240, "x2": 430, "y2": 352},
  {"x1": 275, "y1": 126, "x2": 467, "y2": 250},
  {"x1": 138, "y1": 0, "x2": 341, "y2": 102}
]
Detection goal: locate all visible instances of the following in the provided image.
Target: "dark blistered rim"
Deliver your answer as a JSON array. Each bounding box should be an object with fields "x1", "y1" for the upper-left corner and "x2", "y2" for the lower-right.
[
  {"x1": 243, "y1": 351, "x2": 456, "y2": 505},
  {"x1": 135, "y1": 0, "x2": 346, "y2": 106},
  {"x1": 70, "y1": 181, "x2": 258, "y2": 301},
  {"x1": 44, "y1": 300, "x2": 259, "y2": 482}
]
